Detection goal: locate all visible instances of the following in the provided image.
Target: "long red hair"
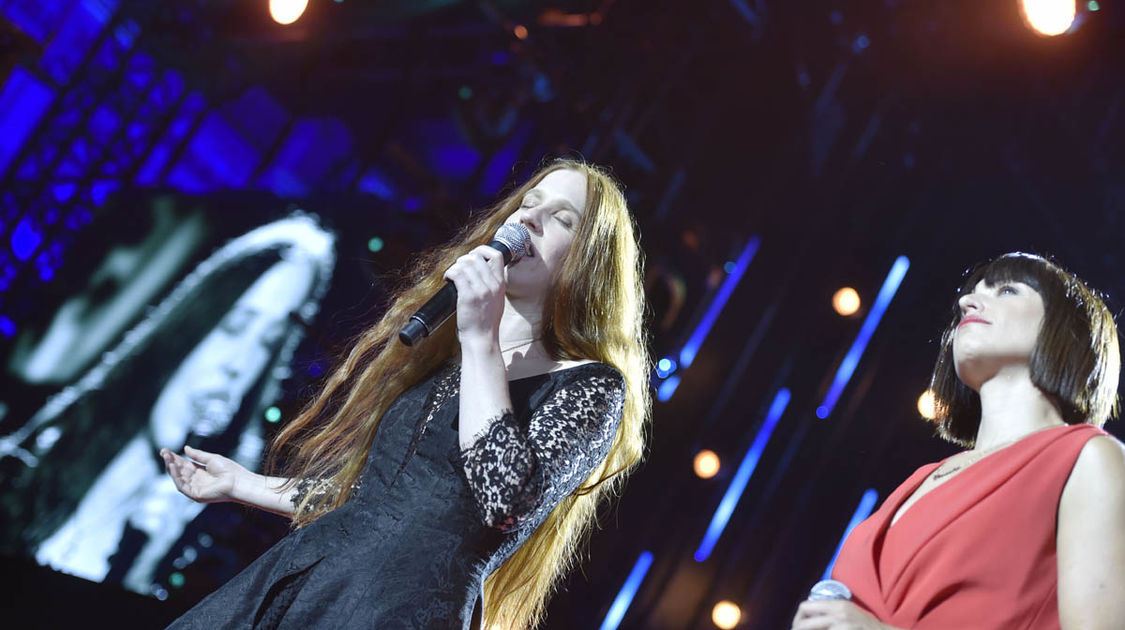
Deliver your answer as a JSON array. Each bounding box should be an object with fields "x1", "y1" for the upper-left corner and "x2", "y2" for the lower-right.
[{"x1": 269, "y1": 158, "x2": 650, "y2": 628}]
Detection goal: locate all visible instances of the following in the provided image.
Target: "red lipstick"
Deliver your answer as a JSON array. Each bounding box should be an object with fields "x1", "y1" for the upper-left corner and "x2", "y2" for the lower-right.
[{"x1": 957, "y1": 315, "x2": 989, "y2": 329}]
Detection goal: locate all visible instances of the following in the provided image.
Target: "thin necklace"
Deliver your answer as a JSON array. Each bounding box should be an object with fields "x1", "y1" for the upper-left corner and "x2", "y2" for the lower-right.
[
  {"x1": 930, "y1": 438, "x2": 1018, "y2": 480},
  {"x1": 500, "y1": 337, "x2": 540, "y2": 353}
]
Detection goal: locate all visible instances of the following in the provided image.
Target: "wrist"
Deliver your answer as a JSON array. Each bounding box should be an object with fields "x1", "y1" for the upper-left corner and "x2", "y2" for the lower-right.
[
  {"x1": 229, "y1": 468, "x2": 260, "y2": 505},
  {"x1": 459, "y1": 333, "x2": 501, "y2": 356}
]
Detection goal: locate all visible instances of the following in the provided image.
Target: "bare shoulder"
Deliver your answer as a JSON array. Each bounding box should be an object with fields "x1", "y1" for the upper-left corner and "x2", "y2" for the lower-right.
[
  {"x1": 1072, "y1": 435, "x2": 1125, "y2": 480},
  {"x1": 1063, "y1": 434, "x2": 1125, "y2": 508}
]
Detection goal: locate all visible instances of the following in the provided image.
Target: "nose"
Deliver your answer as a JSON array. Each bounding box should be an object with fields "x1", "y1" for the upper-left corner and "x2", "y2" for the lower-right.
[
  {"x1": 958, "y1": 292, "x2": 982, "y2": 316},
  {"x1": 517, "y1": 207, "x2": 542, "y2": 234}
]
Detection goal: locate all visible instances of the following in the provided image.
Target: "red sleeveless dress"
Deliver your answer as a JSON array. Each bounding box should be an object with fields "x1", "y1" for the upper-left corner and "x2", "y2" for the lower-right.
[{"x1": 831, "y1": 423, "x2": 1108, "y2": 630}]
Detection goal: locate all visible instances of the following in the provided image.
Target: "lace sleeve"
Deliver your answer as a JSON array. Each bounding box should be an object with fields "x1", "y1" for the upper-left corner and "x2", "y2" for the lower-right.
[
  {"x1": 459, "y1": 364, "x2": 626, "y2": 532},
  {"x1": 290, "y1": 476, "x2": 362, "y2": 515}
]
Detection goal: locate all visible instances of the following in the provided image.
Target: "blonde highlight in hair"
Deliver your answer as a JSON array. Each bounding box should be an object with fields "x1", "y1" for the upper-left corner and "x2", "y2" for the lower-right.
[{"x1": 268, "y1": 158, "x2": 650, "y2": 629}]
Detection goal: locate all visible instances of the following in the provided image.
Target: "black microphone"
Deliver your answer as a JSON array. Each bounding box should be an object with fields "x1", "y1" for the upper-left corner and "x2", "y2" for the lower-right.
[
  {"x1": 398, "y1": 223, "x2": 531, "y2": 346},
  {"x1": 807, "y1": 579, "x2": 852, "y2": 601}
]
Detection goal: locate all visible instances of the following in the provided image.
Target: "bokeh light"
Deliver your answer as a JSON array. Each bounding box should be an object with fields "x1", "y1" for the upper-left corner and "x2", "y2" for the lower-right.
[
  {"x1": 265, "y1": 406, "x2": 282, "y2": 423},
  {"x1": 513, "y1": 24, "x2": 529, "y2": 40},
  {"x1": 832, "y1": 287, "x2": 861, "y2": 316},
  {"x1": 694, "y1": 449, "x2": 721, "y2": 479},
  {"x1": 712, "y1": 600, "x2": 742, "y2": 629},
  {"x1": 917, "y1": 389, "x2": 937, "y2": 420},
  {"x1": 269, "y1": 0, "x2": 308, "y2": 25},
  {"x1": 1020, "y1": 0, "x2": 1076, "y2": 36}
]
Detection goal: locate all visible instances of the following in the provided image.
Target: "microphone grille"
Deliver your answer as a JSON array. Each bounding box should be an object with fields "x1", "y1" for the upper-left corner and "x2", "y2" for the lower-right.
[
  {"x1": 493, "y1": 223, "x2": 531, "y2": 263},
  {"x1": 807, "y1": 579, "x2": 852, "y2": 601}
]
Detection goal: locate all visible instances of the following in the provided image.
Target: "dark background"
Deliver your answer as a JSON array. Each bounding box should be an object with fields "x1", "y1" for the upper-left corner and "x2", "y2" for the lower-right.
[{"x1": 1, "y1": 0, "x2": 1123, "y2": 628}]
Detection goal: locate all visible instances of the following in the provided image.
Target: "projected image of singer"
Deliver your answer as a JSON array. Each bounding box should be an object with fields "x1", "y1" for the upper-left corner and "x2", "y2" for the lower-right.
[
  {"x1": 160, "y1": 159, "x2": 650, "y2": 630},
  {"x1": 792, "y1": 253, "x2": 1125, "y2": 630}
]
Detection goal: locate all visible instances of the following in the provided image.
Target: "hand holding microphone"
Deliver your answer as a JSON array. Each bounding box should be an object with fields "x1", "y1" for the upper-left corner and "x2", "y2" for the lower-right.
[
  {"x1": 399, "y1": 224, "x2": 531, "y2": 346},
  {"x1": 792, "y1": 579, "x2": 898, "y2": 630}
]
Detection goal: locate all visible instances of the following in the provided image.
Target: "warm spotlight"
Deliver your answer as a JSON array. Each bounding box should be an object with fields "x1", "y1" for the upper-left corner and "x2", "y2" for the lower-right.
[
  {"x1": 712, "y1": 600, "x2": 742, "y2": 629},
  {"x1": 917, "y1": 389, "x2": 937, "y2": 420},
  {"x1": 513, "y1": 24, "x2": 529, "y2": 40},
  {"x1": 832, "y1": 287, "x2": 861, "y2": 316},
  {"x1": 270, "y1": 0, "x2": 309, "y2": 25},
  {"x1": 694, "y1": 450, "x2": 721, "y2": 479},
  {"x1": 1020, "y1": 0, "x2": 1076, "y2": 36}
]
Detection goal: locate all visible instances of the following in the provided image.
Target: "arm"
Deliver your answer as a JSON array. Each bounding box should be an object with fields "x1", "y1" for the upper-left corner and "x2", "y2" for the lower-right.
[
  {"x1": 460, "y1": 366, "x2": 624, "y2": 531},
  {"x1": 160, "y1": 445, "x2": 297, "y2": 517},
  {"x1": 443, "y1": 244, "x2": 514, "y2": 450},
  {"x1": 1057, "y1": 435, "x2": 1125, "y2": 630}
]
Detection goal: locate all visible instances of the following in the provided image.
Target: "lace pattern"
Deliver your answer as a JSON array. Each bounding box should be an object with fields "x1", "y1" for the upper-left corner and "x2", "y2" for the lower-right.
[
  {"x1": 460, "y1": 366, "x2": 626, "y2": 531},
  {"x1": 290, "y1": 476, "x2": 362, "y2": 515}
]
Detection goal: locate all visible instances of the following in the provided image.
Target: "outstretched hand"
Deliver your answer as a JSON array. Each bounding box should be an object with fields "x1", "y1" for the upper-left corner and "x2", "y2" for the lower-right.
[
  {"x1": 160, "y1": 445, "x2": 245, "y2": 504},
  {"x1": 791, "y1": 600, "x2": 897, "y2": 630}
]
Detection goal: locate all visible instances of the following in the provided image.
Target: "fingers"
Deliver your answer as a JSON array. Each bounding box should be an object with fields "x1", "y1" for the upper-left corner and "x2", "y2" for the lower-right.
[
  {"x1": 444, "y1": 249, "x2": 505, "y2": 297},
  {"x1": 183, "y1": 445, "x2": 214, "y2": 465},
  {"x1": 791, "y1": 600, "x2": 871, "y2": 630}
]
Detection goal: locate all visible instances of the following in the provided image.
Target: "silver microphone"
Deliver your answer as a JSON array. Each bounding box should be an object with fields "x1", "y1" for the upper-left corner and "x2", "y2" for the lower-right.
[{"x1": 808, "y1": 579, "x2": 852, "y2": 601}]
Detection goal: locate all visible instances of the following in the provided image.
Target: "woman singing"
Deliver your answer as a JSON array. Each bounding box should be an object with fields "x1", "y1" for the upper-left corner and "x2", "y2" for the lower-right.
[
  {"x1": 792, "y1": 253, "x2": 1125, "y2": 630},
  {"x1": 159, "y1": 158, "x2": 650, "y2": 629}
]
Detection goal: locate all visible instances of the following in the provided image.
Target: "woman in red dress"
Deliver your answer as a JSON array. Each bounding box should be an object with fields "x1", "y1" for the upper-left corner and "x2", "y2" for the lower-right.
[{"x1": 793, "y1": 253, "x2": 1125, "y2": 630}]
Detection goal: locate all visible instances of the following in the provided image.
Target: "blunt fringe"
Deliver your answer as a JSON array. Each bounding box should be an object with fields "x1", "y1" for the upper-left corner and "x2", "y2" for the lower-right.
[
  {"x1": 929, "y1": 252, "x2": 1120, "y2": 446},
  {"x1": 266, "y1": 158, "x2": 650, "y2": 629}
]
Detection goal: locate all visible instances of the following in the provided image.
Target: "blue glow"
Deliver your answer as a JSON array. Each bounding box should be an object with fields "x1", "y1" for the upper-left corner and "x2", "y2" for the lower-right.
[
  {"x1": 0, "y1": 66, "x2": 56, "y2": 180},
  {"x1": 817, "y1": 256, "x2": 909, "y2": 419},
  {"x1": 598, "y1": 551, "x2": 654, "y2": 630},
  {"x1": 11, "y1": 218, "x2": 42, "y2": 261},
  {"x1": 655, "y1": 357, "x2": 677, "y2": 378},
  {"x1": 0, "y1": 314, "x2": 15, "y2": 338},
  {"x1": 52, "y1": 182, "x2": 77, "y2": 202},
  {"x1": 478, "y1": 122, "x2": 530, "y2": 196},
  {"x1": 90, "y1": 179, "x2": 119, "y2": 206},
  {"x1": 678, "y1": 236, "x2": 761, "y2": 368},
  {"x1": 822, "y1": 488, "x2": 879, "y2": 580},
  {"x1": 656, "y1": 375, "x2": 681, "y2": 402},
  {"x1": 695, "y1": 388, "x2": 790, "y2": 562}
]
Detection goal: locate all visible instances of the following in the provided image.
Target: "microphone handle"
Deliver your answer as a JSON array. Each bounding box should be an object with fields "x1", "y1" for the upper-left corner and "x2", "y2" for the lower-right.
[
  {"x1": 398, "y1": 239, "x2": 515, "y2": 346},
  {"x1": 399, "y1": 282, "x2": 457, "y2": 346}
]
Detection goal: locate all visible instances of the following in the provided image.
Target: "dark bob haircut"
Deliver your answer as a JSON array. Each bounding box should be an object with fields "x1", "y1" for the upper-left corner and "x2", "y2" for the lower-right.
[{"x1": 929, "y1": 252, "x2": 1120, "y2": 447}]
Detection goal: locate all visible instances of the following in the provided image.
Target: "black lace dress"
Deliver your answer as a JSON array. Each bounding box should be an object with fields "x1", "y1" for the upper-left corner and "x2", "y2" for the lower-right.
[{"x1": 166, "y1": 361, "x2": 625, "y2": 630}]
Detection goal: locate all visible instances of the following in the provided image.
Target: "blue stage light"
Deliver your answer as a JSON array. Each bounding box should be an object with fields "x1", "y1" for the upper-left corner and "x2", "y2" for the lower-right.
[
  {"x1": 11, "y1": 218, "x2": 42, "y2": 261},
  {"x1": 655, "y1": 357, "x2": 677, "y2": 378},
  {"x1": 656, "y1": 375, "x2": 681, "y2": 402},
  {"x1": 817, "y1": 256, "x2": 909, "y2": 419},
  {"x1": 695, "y1": 388, "x2": 790, "y2": 562},
  {"x1": 0, "y1": 314, "x2": 16, "y2": 338},
  {"x1": 822, "y1": 488, "x2": 879, "y2": 580},
  {"x1": 678, "y1": 236, "x2": 760, "y2": 369},
  {"x1": 598, "y1": 551, "x2": 654, "y2": 630}
]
